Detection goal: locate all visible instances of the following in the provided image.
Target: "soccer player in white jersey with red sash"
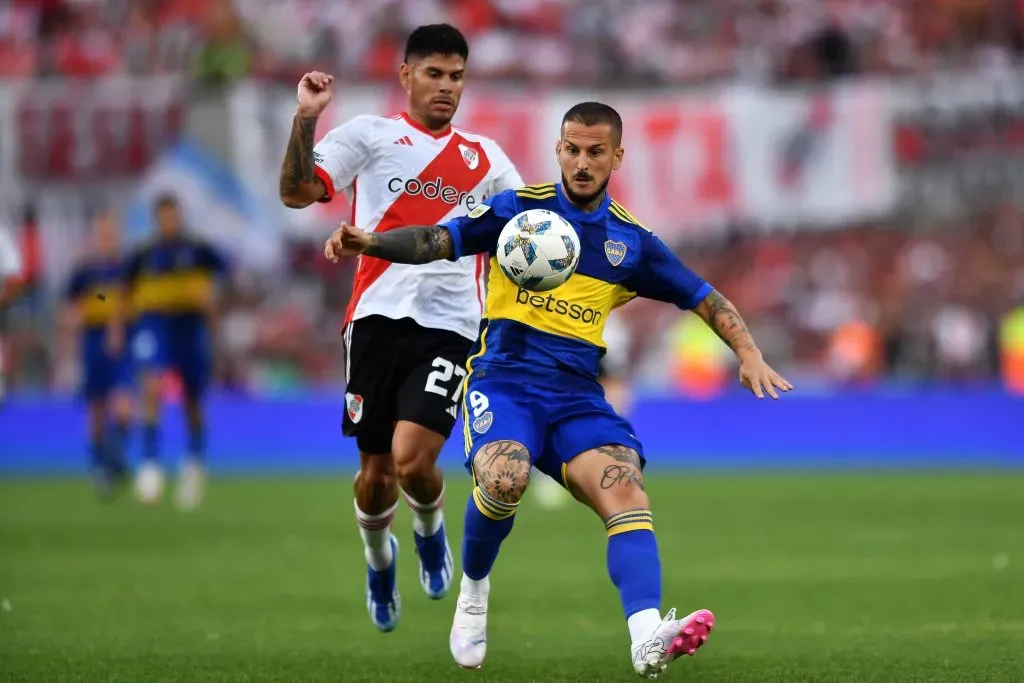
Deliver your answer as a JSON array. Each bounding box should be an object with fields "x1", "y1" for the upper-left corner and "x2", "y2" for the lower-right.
[{"x1": 278, "y1": 24, "x2": 522, "y2": 633}]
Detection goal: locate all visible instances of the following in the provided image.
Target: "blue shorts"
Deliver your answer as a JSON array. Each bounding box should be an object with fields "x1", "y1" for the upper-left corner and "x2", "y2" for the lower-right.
[
  {"x1": 461, "y1": 372, "x2": 644, "y2": 486},
  {"x1": 132, "y1": 315, "x2": 211, "y2": 396},
  {"x1": 82, "y1": 328, "x2": 133, "y2": 400}
]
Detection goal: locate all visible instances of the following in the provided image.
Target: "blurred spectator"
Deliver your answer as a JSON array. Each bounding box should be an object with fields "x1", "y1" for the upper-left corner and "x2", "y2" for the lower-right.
[{"x1": 7, "y1": 0, "x2": 1023, "y2": 84}]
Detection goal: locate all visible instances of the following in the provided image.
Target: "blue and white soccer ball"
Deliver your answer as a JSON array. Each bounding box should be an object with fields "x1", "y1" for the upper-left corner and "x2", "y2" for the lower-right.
[{"x1": 495, "y1": 209, "x2": 581, "y2": 292}]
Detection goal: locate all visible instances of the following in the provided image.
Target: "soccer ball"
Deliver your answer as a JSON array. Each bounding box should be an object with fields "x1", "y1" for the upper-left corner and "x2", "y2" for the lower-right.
[{"x1": 496, "y1": 209, "x2": 580, "y2": 292}]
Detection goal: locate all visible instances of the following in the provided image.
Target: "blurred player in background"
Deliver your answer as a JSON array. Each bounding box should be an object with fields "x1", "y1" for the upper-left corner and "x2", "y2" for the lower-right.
[
  {"x1": 0, "y1": 222, "x2": 24, "y2": 405},
  {"x1": 114, "y1": 194, "x2": 230, "y2": 510},
  {"x1": 278, "y1": 24, "x2": 522, "y2": 632},
  {"x1": 325, "y1": 101, "x2": 792, "y2": 677},
  {"x1": 62, "y1": 211, "x2": 133, "y2": 497},
  {"x1": 533, "y1": 309, "x2": 632, "y2": 510}
]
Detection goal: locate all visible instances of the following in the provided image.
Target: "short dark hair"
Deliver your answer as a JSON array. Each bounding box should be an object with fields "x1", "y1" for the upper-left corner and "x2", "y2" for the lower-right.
[
  {"x1": 562, "y1": 102, "x2": 623, "y2": 144},
  {"x1": 404, "y1": 24, "x2": 469, "y2": 63},
  {"x1": 154, "y1": 192, "x2": 179, "y2": 211}
]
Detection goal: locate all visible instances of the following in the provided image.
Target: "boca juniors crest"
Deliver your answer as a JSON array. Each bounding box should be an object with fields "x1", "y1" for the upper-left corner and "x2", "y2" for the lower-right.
[
  {"x1": 472, "y1": 411, "x2": 493, "y2": 434},
  {"x1": 604, "y1": 240, "x2": 627, "y2": 266}
]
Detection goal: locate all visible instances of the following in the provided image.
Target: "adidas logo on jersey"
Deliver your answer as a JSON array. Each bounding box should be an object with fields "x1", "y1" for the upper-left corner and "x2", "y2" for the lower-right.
[
  {"x1": 446, "y1": 405, "x2": 458, "y2": 419},
  {"x1": 393, "y1": 136, "x2": 414, "y2": 146}
]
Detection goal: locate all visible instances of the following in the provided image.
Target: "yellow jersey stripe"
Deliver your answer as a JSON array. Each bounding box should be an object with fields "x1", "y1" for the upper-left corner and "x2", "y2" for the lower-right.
[
  {"x1": 462, "y1": 325, "x2": 491, "y2": 458},
  {"x1": 521, "y1": 182, "x2": 555, "y2": 192},
  {"x1": 608, "y1": 204, "x2": 636, "y2": 226},
  {"x1": 611, "y1": 201, "x2": 650, "y2": 231},
  {"x1": 516, "y1": 190, "x2": 557, "y2": 199}
]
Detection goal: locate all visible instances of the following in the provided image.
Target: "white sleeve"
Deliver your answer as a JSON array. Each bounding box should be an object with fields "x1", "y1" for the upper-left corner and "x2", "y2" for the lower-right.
[
  {"x1": 312, "y1": 115, "x2": 374, "y2": 202},
  {"x1": 0, "y1": 228, "x2": 22, "y2": 279},
  {"x1": 485, "y1": 142, "x2": 524, "y2": 195}
]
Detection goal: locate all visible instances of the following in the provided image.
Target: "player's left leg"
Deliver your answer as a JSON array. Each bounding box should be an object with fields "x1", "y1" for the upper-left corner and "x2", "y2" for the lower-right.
[
  {"x1": 175, "y1": 322, "x2": 212, "y2": 511},
  {"x1": 132, "y1": 320, "x2": 167, "y2": 503},
  {"x1": 392, "y1": 330, "x2": 472, "y2": 600},
  {"x1": 563, "y1": 448, "x2": 714, "y2": 678}
]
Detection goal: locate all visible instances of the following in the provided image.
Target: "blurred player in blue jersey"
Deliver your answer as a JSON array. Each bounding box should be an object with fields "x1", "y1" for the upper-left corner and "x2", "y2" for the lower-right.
[
  {"x1": 115, "y1": 194, "x2": 230, "y2": 510},
  {"x1": 325, "y1": 102, "x2": 792, "y2": 677},
  {"x1": 63, "y1": 211, "x2": 134, "y2": 497}
]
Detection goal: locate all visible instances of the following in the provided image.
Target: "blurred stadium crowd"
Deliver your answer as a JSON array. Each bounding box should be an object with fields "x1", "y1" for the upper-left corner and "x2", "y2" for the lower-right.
[
  {"x1": 3, "y1": 0, "x2": 1024, "y2": 83},
  {"x1": 2, "y1": 0, "x2": 1024, "y2": 397}
]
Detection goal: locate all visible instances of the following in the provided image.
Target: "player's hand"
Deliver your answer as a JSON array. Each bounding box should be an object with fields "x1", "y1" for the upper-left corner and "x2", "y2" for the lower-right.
[
  {"x1": 324, "y1": 222, "x2": 372, "y2": 262},
  {"x1": 296, "y1": 71, "x2": 334, "y2": 117},
  {"x1": 738, "y1": 354, "x2": 793, "y2": 399}
]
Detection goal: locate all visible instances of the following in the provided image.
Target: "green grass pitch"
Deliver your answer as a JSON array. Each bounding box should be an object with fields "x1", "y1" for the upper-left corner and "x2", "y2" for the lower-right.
[{"x1": 1, "y1": 472, "x2": 1023, "y2": 682}]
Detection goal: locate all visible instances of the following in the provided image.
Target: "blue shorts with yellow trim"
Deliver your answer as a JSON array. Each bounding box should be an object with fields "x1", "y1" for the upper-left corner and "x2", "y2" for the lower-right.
[
  {"x1": 462, "y1": 372, "x2": 644, "y2": 486},
  {"x1": 81, "y1": 328, "x2": 134, "y2": 400},
  {"x1": 132, "y1": 314, "x2": 211, "y2": 396}
]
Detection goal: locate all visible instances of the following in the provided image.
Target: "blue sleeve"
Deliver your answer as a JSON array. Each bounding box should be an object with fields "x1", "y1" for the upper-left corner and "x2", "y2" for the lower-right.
[
  {"x1": 66, "y1": 267, "x2": 86, "y2": 301},
  {"x1": 123, "y1": 249, "x2": 143, "y2": 285},
  {"x1": 198, "y1": 242, "x2": 229, "y2": 277},
  {"x1": 629, "y1": 232, "x2": 713, "y2": 310},
  {"x1": 443, "y1": 190, "x2": 518, "y2": 259}
]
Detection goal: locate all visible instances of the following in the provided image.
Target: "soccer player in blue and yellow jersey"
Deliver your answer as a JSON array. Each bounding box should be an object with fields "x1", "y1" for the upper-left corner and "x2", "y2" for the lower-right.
[
  {"x1": 63, "y1": 211, "x2": 134, "y2": 497},
  {"x1": 325, "y1": 102, "x2": 792, "y2": 677},
  {"x1": 115, "y1": 194, "x2": 229, "y2": 510}
]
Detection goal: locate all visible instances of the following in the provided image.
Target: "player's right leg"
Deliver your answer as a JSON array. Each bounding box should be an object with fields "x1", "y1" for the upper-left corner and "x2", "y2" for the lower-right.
[
  {"x1": 450, "y1": 378, "x2": 544, "y2": 669},
  {"x1": 354, "y1": 449, "x2": 401, "y2": 632},
  {"x1": 131, "y1": 321, "x2": 167, "y2": 504},
  {"x1": 342, "y1": 317, "x2": 403, "y2": 632},
  {"x1": 86, "y1": 397, "x2": 114, "y2": 497},
  {"x1": 83, "y1": 330, "x2": 117, "y2": 497}
]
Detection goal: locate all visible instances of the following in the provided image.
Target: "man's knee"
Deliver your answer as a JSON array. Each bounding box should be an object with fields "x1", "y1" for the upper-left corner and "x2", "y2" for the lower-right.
[
  {"x1": 472, "y1": 440, "x2": 532, "y2": 506},
  {"x1": 567, "y1": 444, "x2": 649, "y2": 516},
  {"x1": 358, "y1": 452, "x2": 396, "y2": 488}
]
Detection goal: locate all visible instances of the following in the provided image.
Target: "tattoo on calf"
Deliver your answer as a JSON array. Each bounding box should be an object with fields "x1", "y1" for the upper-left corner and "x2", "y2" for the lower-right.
[{"x1": 475, "y1": 440, "x2": 532, "y2": 503}]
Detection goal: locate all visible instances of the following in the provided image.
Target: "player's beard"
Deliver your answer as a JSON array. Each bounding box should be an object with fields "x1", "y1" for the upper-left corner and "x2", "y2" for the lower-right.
[{"x1": 561, "y1": 173, "x2": 609, "y2": 209}]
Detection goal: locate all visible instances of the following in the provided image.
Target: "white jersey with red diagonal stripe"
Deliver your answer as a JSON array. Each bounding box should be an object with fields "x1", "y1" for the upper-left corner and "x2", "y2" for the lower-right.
[{"x1": 313, "y1": 112, "x2": 523, "y2": 341}]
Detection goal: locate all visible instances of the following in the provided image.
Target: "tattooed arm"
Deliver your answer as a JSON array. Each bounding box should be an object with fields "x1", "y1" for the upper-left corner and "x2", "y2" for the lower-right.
[
  {"x1": 278, "y1": 113, "x2": 324, "y2": 208},
  {"x1": 691, "y1": 290, "x2": 760, "y2": 358},
  {"x1": 324, "y1": 222, "x2": 456, "y2": 265},
  {"x1": 364, "y1": 225, "x2": 454, "y2": 264}
]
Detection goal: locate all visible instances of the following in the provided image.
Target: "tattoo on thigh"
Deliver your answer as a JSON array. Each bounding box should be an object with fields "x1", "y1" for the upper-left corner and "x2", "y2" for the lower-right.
[
  {"x1": 474, "y1": 440, "x2": 531, "y2": 504},
  {"x1": 596, "y1": 444, "x2": 642, "y2": 470},
  {"x1": 599, "y1": 464, "x2": 645, "y2": 491}
]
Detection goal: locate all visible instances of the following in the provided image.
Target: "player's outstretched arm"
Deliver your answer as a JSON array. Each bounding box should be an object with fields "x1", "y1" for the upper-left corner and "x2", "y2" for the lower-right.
[
  {"x1": 279, "y1": 72, "x2": 333, "y2": 208},
  {"x1": 692, "y1": 290, "x2": 793, "y2": 399},
  {"x1": 324, "y1": 223, "x2": 453, "y2": 265}
]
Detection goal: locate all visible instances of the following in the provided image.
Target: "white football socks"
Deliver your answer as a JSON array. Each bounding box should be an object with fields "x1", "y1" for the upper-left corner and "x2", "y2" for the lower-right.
[
  {"x1": 627, "y1": 608, "x2": 662, "y2": 645},
  {"x1": 461, "y1": 573, "x2": 489, "y2": 596},
  {"x1": 402, "y1": 482, "x2": 445, "y2": 537},
  {"x1": 354, "y1": 499, "x2": 397, "y2": 571}
]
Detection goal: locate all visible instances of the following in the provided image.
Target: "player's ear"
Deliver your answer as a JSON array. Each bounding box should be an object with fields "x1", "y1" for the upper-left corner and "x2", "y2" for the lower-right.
[
  {"x1": 399, "y1": 62, "x2": 412, "y2": 91},
  {"x1": 612, "y1": 146, "x2": 624, "y2": 171},
  {"x1": 554, "y1": 138, "x2": 562, "y2": 158}
]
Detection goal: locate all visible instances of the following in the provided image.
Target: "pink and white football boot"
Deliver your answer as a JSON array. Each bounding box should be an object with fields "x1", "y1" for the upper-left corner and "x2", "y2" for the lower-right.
[{"x1": 631, "y1": 608, "x2": 715, "y2": 678}]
